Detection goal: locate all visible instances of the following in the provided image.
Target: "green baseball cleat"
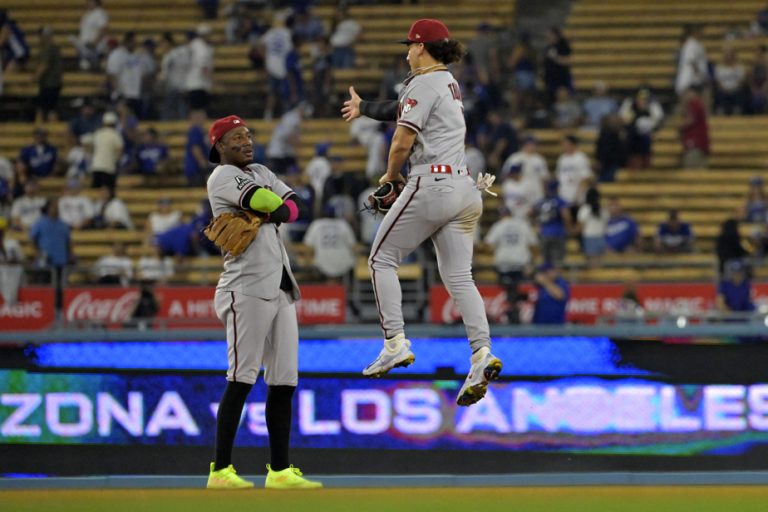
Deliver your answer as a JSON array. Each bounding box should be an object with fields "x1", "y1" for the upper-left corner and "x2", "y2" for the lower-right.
[
  {"x1": 265, "y1": 464, "x2": 323, "y2": 490},
  {"x1": 206, "y1": 463, "x2": 255, "y2": 490}
]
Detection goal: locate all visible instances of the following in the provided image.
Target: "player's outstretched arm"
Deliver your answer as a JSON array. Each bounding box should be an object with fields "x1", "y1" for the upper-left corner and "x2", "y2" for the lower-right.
[{"x1": 342, "y1": 86, "x2": 398, "y2": 122}]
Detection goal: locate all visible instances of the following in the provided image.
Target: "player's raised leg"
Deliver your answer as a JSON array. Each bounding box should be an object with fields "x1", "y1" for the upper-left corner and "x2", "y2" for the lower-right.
[
  {"x1": 431, "y1": 193, "x2": 502, "y2": 406},
  {"x1": 364, "y1": 179, "x2": 433, "y2": 377}
]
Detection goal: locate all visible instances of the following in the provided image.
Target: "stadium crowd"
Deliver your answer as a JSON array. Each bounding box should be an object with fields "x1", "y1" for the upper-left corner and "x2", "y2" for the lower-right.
[{"x1": 1, "y1": 1, "x2": 768, "y2": 323}]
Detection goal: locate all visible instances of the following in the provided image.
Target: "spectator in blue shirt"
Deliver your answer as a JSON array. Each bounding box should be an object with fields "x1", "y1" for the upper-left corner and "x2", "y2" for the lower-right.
[
  {"x1": 582, "y1": 80, "x2": 618, "y2": 129},
  {"x1": 655, "y1": 209, "x2": 694, "y2": 253},
  {"x1": 477, "y1": 110, "x2": 519, "y2": 173},
  {"x1": 0, "y1": 10, "x2": 30, "y2": 72},
  {"x1": 30, "y1": 200, "x2": 70, "y2": 268},
  {"x1": 744, "y1": 176, "x2": 767, "y2": 223},
  {"x1": 30, "y1": 199, "x2": 71, "y2": 307},
  {"x1": 183, "y1": 110, "x2": 210, "y2": 186},
  {"x1": 716, "y1": 259, "x2": 754, "y2": 314},
  {"x1": 68, "y1": 98, "x2": 100, "y2": 144},
  {"x1": 605, "y1": 199, "x2": 639, "y2": 253},
  {"x1": 156, "y1": 219, "x2": 196, "y2": 258},
  {"x1": 534, "y1": 179, "x2": 572, "y2": 267},
  {"x1": 19, "y1": 127, "x2": 58, "y2": 177},
  {"x1": 136, "y1": 128, "x2": 170, "y2": 176},
  {"x1": 532, "y1": 263, "x2": 570, "y2": 325}
]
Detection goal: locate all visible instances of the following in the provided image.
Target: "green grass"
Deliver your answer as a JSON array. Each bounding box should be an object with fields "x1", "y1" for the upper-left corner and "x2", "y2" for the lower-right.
[{"x1": 4, "y1": 487, "x2": 768, "y2": 512}]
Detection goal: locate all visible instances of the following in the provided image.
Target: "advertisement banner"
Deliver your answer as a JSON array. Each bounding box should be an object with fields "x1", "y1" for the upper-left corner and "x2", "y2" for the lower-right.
[
  {"x1": 431, "y1": 282, "x2": 768, "y2": 324},
  {"x1": 2, "y1": 369, "x2": 768, "y2": 456},
  {"x1": 61, "y1": 285, "x2": 345, "y2": 327},
  {"x1": 0, "y1": 288, "x2": 55, "y2": 331}
]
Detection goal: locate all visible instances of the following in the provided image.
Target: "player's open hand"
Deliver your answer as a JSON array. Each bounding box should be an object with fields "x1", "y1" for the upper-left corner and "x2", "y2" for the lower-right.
[{"x1": 341, "y1": 86, "x2": 362, "y2": 122}]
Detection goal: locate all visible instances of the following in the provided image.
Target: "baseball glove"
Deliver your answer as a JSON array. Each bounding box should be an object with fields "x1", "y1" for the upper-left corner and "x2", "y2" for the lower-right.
[
  {"x1": 368, "y1": 180, "x2": 405, "y2": 214},
  {"x1": 203, "y1": 210, "x2": 263, "y2": 257}
]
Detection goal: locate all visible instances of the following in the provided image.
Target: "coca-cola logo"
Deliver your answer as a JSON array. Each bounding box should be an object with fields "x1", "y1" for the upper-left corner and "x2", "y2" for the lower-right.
[
  {"x1": 440, "y1": 291, "x2": 509, "y2": 323},
  {"x1": 66, "y1": 291, "x2": 140, "y2": 323}
]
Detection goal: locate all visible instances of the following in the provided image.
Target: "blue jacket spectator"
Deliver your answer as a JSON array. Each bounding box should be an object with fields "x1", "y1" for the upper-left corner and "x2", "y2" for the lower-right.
[
  {"x1": 655, "y1": 209, "x2": 694, "y2": 253},
  {"x1": 30, "y1": 200, "x2": 70, "y2": 268},
  {"x1": 605, "y1": 199, "x2": 639, "y2": 252},
  {"x1": 534, "y1": 180, "x2": 572, "y2": 267},
  {"x1": 582, "y1": 81, "x2": 618, "y2": 128},
  {"x1": 19, "y1": 127, "x2": 58, "y2": 177},
  {"x1": 136, "y1": 128, "x2": 170, "y2": 175},
  {"x1": 156, "y1": 221, "x2": 195, "y2": 257},
  {"x1": 532, "y1": 264, "x2": 570, "y2": 324},
  {"x1": 68, "y1": 98, "x2": 101, "y2": 141},
  {"x1": 183, "y1": 111, "x2": 210, "y2": 186},
  {"x1": 716, "y1": 260, "x2": 754, "y2": 313},
  {"x1": 477, "y1": 111, "x2": 519, "y2": 172},
  {"x1": 0, "y1": 10, "x2": 30, "y2": 69}
]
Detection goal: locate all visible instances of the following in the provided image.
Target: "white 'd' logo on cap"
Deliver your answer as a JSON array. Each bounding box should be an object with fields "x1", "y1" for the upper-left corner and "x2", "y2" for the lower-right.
[{"x1": 233, "y1": 120, "x2": 240, "y2": 123}]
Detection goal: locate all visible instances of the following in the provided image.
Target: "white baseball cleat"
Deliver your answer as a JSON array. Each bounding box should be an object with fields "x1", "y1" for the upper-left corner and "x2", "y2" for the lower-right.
[
  {"x1": 362, "y1": 333, "x2": 415, "y2": 378},
  {"x1": 456, "y1": 347, "x2": 502, "y2": 406}
]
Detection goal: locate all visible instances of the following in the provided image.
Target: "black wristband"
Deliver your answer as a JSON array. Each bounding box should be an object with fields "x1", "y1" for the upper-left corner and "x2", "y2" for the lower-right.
[{"x1": 360, "y1": 100, "x2": 399, "y2": 121}]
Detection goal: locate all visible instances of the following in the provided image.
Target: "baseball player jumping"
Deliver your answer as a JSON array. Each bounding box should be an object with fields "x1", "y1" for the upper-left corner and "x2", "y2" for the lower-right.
[
  {"x1": 204, "y1": 115, "x2": 322, "y2": 490},
  {"x1": 342, "y1": 19, "x2": 502, "y2": 406}
]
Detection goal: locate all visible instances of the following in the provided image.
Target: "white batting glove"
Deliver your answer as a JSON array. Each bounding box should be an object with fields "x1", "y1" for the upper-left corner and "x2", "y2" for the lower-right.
[{"x1": 476, "y1": 172, "x2": 497, "y2": 197}]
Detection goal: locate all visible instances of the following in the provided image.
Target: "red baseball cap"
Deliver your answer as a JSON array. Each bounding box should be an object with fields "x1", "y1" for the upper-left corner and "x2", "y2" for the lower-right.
[
  {"x1": 399, "y1": 19, "x2": 451, "y2": 44},
  {"x1": 208, "y1": 115, "x2": 248, "y2": 163}
]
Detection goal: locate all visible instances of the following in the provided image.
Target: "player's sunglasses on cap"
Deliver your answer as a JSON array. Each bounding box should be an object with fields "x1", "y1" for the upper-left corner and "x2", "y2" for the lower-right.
[
  {"x1": 208, "y1": 115, "x2": 248, "y2": 163},
  {"x1": 399, "y1": 19, "x2": 451, "y2": 44}
]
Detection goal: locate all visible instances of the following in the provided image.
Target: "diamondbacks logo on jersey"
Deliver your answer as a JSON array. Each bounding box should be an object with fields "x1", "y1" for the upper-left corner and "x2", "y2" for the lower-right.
[
  {"x1": 234, "y1": 175, "x2": 250, "y2": 190},
  {"x1": 402, "y1": 98, "x2": 418, "y2": 114}
]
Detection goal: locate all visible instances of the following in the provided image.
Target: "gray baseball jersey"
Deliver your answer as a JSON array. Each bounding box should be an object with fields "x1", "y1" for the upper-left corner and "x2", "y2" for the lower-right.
[
  {"x1": 368, "y1": 70, "x2": 491, "y2": 353},
  {"x1": 207, "y1": 162, "x2": 300, "y2": 385},
  {"x1": 396, "y1": 70, "x2": 466, "y2": 173}
]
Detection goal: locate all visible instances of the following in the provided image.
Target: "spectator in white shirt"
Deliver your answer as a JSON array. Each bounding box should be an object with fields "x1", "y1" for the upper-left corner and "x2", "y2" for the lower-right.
[
  {"x1": 329, "y1": 6, "x2": 361, "y2": 69},
  {"x1": 501, "y1": 164, "x2": 535, "y2": 219},
  {"x1": 306, "y1": 143, "x2": 332, "y2": 216},
  {"x1": 483, "y1": 208, "x2": 538, "y2": 324},
  {"x1": 357, "y1": 181, "x2": 384, "y2": 246},
  {"x1": 145, "y1": 197, "x2": 182, "y2": 240},
  {"x1": 136, "y1": 242, "x2": 174, "y2": 283},
  {"x1": 304, "y1": 207, "x2": 357, "y2": 281},
  {"x1": 260, "y1": 14, "x2": 293, "y2": 119},
  {"x1": 58, "y1": 179, "x2": 95, "y2": 230},
  {"x1": 465, "y1": 141, "x2": 486, "y2": 178},
  {"x1": 266, "y1": 102, "x2": 308, "y2": 175},
  {"x1": 93, "y1": 241, "x2": 133, "y2": 286},
  {"x1": 675, "y1": 24, "x2": 709, "y2": 97},
  {"x1": 577, "y1": 187, "x2": 609, "y2": 266},
  {"x1": 715, "y1": 46, "x2": 747, "y2": 115},
  {"x1": 70, "y1": 0, "x2": 109, "y2": 71},
  {"x1": 10, "y1": 179, "x2": 46, "y2": 231},
  {"x1": 185, "y1": 24, "x2": 214, "y2": 113},
  {"x1": 501, "y1": 135, "x2": 550, "y2": 204},
  {"x1": 106, "y1": 32, "x2": 155, "y2": 117},
  {"x1": 93, "y1": 186, "x2": 133, "y2": 230},
  {"x1": 159, "y1": 32, "x2": 191, "y2": 121},
  {"x1": 66, "y1": 132, "x2": 93, "y2": 181},
  {"x1": 90, "y1": 111, "x2": 124, "y2": 193},
  {"x1": 556, "y1": 135, "x2": 593, "y2": 212},
  {"x1": 0, "y1": 216, "x2": 24, "y2": 305}
]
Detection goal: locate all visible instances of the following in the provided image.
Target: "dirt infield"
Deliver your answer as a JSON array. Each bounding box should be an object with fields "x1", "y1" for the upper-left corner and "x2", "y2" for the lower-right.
[{"x1": 4, "y1": 486, "x2": 768, "y2": 512}]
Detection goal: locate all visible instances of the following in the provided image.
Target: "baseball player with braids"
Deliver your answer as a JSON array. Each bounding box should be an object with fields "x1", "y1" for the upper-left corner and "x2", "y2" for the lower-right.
[
  {"x1": 203, "y1": 115, "x2": 321, "y2": 490},
  {"x1": 342, "y1": 19, "x2": 502, "y2": 406}
]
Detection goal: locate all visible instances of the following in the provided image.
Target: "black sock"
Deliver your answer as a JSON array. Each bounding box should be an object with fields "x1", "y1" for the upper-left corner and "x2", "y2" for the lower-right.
[
  {"x1": 213, "y1": 381, "x2": 253, "y2": 471},
  {"x1": 266, "y1": 385, "x2": 295, "y2": 472}
]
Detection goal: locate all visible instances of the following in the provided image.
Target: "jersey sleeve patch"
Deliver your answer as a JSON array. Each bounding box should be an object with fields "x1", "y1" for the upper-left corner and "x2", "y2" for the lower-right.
[{"x1": 402, "y1": 98, "x2": 418, "y2": 114}]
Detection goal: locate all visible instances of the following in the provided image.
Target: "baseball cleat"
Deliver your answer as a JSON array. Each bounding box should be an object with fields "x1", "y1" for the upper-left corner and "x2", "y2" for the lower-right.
[
  {"x1": 206, "y1": 462, "x2": 255, "y2": 489},
  {"x1": 362, "y1": 333, "x2": 415, "y2": 378},
  {"x1": 456, "y1": 347, "x2": 502, "y2": 407},
  {"x1": 265, "y1": 464, "x2": 323, "y2": 490}
]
